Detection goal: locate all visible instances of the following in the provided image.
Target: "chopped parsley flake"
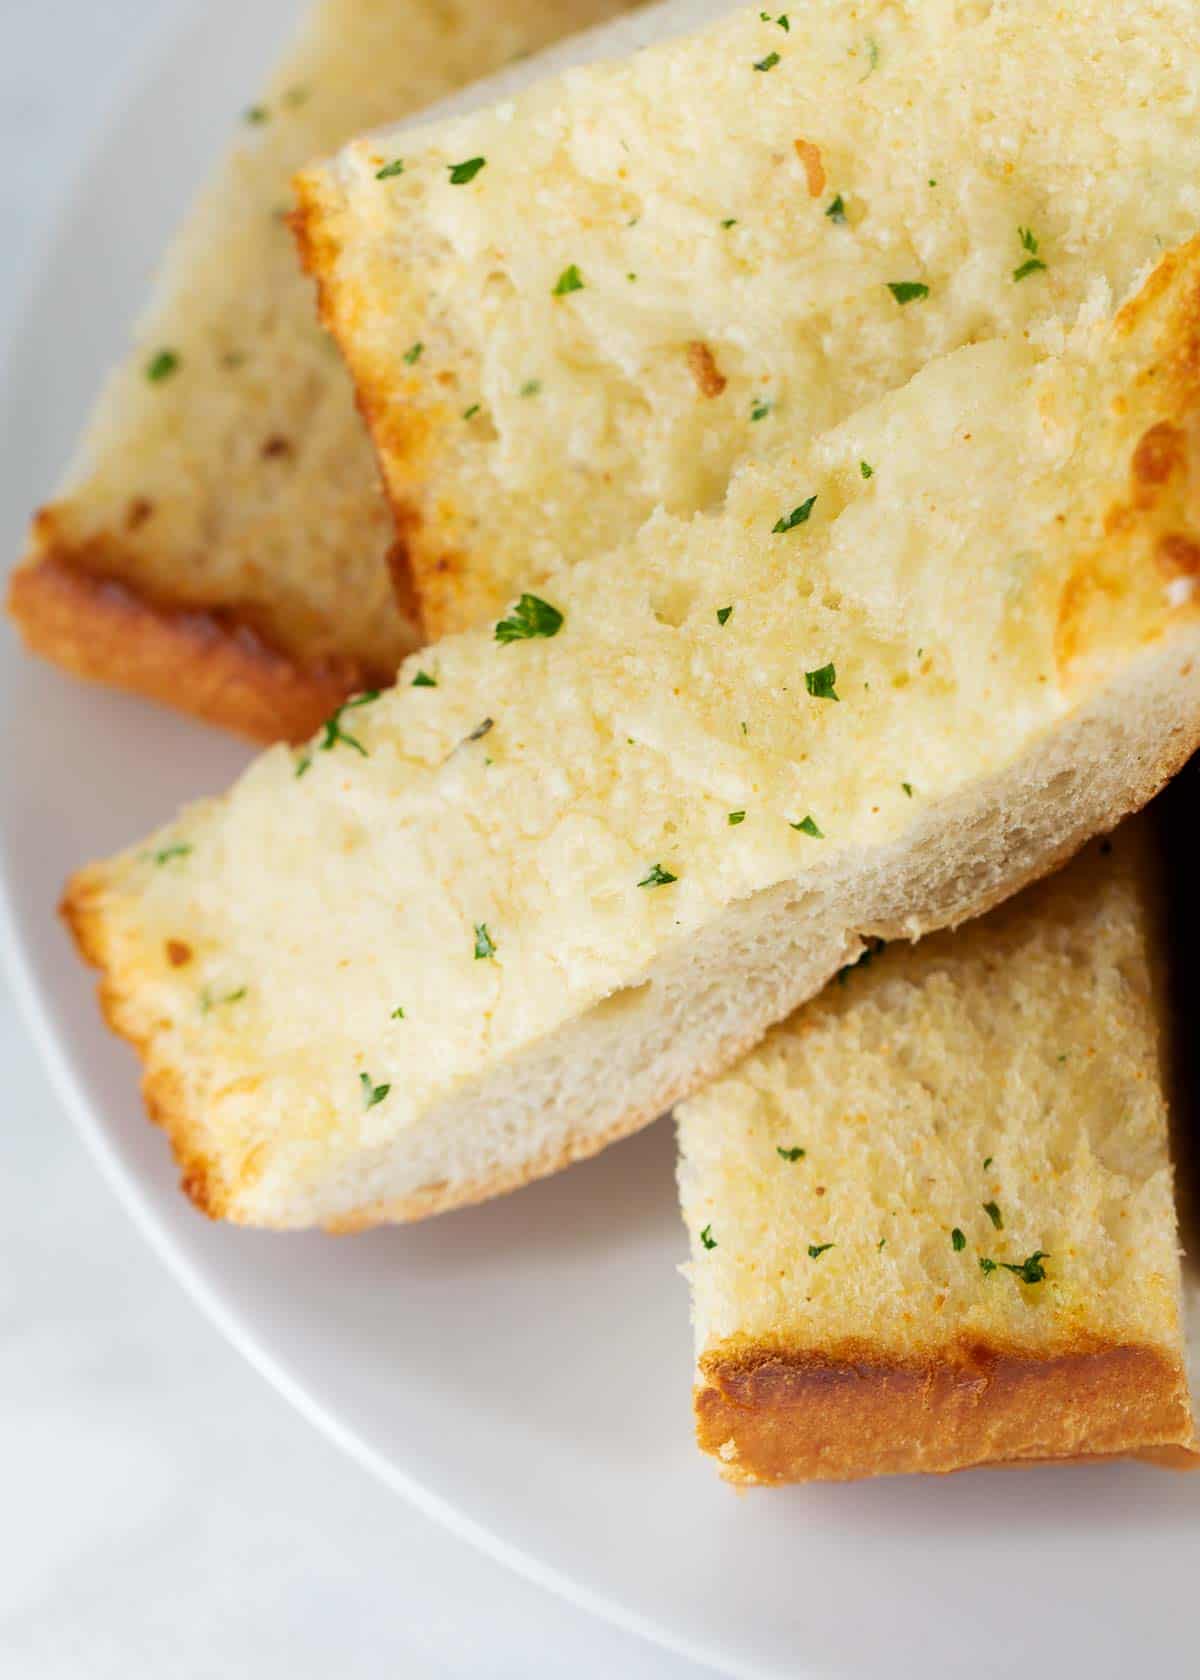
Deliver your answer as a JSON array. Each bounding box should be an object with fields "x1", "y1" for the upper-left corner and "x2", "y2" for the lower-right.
[
  {"x1": 244, "y1": 105, "x2": 269, "y2": 124},
  {"x1": 902, "y1": 781, "x2": 913, "y2": 797},
  {"x1": 979, "y1": 1257, "x2": 998, "y2": 1276},
  {"x1": 790, "y1": 815, "x2": 823, "y2": 837},
  {"x1": 721, "y1": 217, "x2": 738, "y2": 228},
  {"x1": 638, "y1": 863, "x2": 678, "y2": 888},
  {"x1": 860, "y1": 459, "x2": 873, "y2": 479},
  {"x1": 448, "y1": 156, "x2": 486, "y2": 185},
  {"x1": 1003, "y1": 1251, "x2": 1049, "y2": 1284},
  {"x1": 983, "y1": 1201, "x2": 1003, "y2": 1230},
  {"x1": 983, "y1": 1156, "x2": 993, "y2": 1170},
  {"x1": 463, "y1": 403, "x2": 481, "y2": 420},
  {"x1": 153, "y1": 843, "x2": 192, "y2": 865},
  {"x1": 805, "y1": 663, "x2": 839, "y2": 700},
  {"x1": 887, "y1": 280, "x2": 929, "y2": 304},
  {"x1": 283, "y1": 86, "x2": 309, "y2": 108},
  {"x1": 412, "y1": 670, "x2": 437, "y2": 687},
  {"x1": 728, "y1": 811, "x2": 746, "y2": 826},
  {"x1": 754, "y1": 50, "x2": 781, "y2": 71},
  {"x1": 294, "y1": 754, "x2": 312, "y2": 778},
  {"x1": 773, "y1": 495, "x2": 817, "y2": 533},
  {"x1": 360, "y1": 1072, "x2": 391, "y2": 1110},
  {"x1": 376, "y1": 158, "x2": 405, "y2": 180},
  {"x1": 808, "y1": 1242, "x2": 835, "y2": 1259},
  {"x1": 751, "y1": 398, "x2": 772, "y2": 421},
  {"x1": 146, "y1": 349, "x2": 180, "y2": 382},
  {"x1": 1013, "y1": 226, "x2": 1047, "y2": 282},
  {"x1": 200, "y1": 985, "x2": 246, "y2": 1014},
  {"x1": 760, "y1": 10, "x2": 790, "y2": 26},
  {"x1": 825, "y1": 194, "x2": 846, "y2": 224},
  {"x1": 552, "y1": 264, "x2": 585, "y2": 295},
  {"x1": 952, "y1": 1227, "x2": 966, "y2": 1252},
  {"x1": 877, "y1": 1237, "x2": 887, "y2": 1252},
  {"x1": 494, "y1": 593, "x2": 564, "y2": 643},
  {"x1": 717, "y1": 605, "x2": 734, "y2": 625},
  {"x1": 403, "y1": 341, "x2": 424, "y2": 364},
  {"x1": 777, "y1": 1145, "x2": 806, "y2": 1161},
  {"x1": 700, "y1": 1224, "x2": 717, "y2": 1249},
  {"x1": 474, "y1": 923, "x2": 496, "y2": 960},
  {"x1": 391, "y1": 1006, "x2": 406, "y2": 1019},
  {"x1": 318, "y1": 689, "x2": 380, "y2": 758},
  {"x1": 519, "y1": 379, "x2": 542, "y2": 398},
  {"x1": 860, "y1": 36, "x2": 879, "y2": 79}
]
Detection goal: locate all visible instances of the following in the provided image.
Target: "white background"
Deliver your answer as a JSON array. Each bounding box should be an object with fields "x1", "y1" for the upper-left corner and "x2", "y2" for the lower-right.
[{"x1": 0, "y1": 4, "x2": 702, "y2": 1674}]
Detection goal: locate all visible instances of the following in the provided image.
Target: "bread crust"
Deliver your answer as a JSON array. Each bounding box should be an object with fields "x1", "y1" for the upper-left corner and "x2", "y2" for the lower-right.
[
  {"x1": 9, "y1": 531, "x2": 384, "y2": 743},
  {"x1": 695, "y1": 1336, "x2": 1195, "y2": 1482}
]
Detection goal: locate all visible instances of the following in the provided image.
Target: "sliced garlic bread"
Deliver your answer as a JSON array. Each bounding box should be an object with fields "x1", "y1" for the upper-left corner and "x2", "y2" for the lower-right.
[
  {"x1": 296, "y1": 0, "x2": 1200, "y2": 639},
  {"x1": 7, "y1": 0, "x2": 632, "y2": 741},
  {"x1": 678, "y1": 825, "x2": 1196, "y2": 1481},
  {"x1": 64, "y1": 244, "x2": 1200, "y2": 1229}
]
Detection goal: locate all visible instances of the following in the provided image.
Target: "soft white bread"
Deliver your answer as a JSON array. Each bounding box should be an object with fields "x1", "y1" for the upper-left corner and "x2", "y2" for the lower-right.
[
  {"x1": 63, "y1": 242, "x2": 1200, "y2": 1229},
  {"x1": 6, "y1": 0, "x2": 633, "y2": 740},
  {"x1": 678, "y1": 825, "x2": 1197, "y2": 1482},
  {"x1": 295, "y1": 0, "x2": 1200, "y2": 638}
]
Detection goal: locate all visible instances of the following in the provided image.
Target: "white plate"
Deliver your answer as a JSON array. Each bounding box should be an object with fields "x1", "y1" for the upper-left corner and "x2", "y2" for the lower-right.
[{"x1": 4, "y1": 5, "x2": 1200, "y2": 1676}]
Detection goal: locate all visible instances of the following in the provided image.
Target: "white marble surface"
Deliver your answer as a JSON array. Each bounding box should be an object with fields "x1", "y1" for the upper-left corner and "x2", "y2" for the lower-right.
[{"x1": 0, "y1": 5, "x2": 704, "y2": 1675}]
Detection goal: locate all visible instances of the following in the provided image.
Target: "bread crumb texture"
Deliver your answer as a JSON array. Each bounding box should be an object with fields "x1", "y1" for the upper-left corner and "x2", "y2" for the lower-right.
[
  {"x1": 7, "y1": 0, "x2": 632, "y2": 736},
  {"x1": 298, "y1": 0, "x2": 1200, "y2": 635},
  {"x1": 679, "y1": 829, "x2": 1195, "y2": 1481},
  {"x1": 63, "y1": 238, "x2": 1200, "y2": 1228}
]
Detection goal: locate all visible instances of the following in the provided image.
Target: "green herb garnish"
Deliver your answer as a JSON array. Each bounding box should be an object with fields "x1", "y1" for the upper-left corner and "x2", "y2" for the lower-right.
[
  {"x1": 494, "y1": 593, "x2": 564, "y2": 644},
  {"x1": 887, "y1": 280, "x2": 929, "y2": 304},
  {"x1": 979, "y1": 1257, "x2": 998, "y2": 1276},
  {"x1": 750, "y1": 398, "x2": 772, "y2": 422},
  {"x1": 773, "y1": 495, "x2": 817, "y2": 533},
  {"x1": 825, "y1": 194, "x2": 846, "y2": 224},
  {"x1": 146, "y1": 349, "x2": 180, "y2": 382},
  {"x1": 717, "y1": 605, "x2": 733, "y2": 626},
  {"x1": 318, "y1": 689, "x2": 380, "y2": 758},
  {"x1": 860, "y1": 459, "x2": 873, "y2": 479},
  {"x1": 1012, "y1": 226, "x2": 1046, "y2": 282},
  {"x1": 552, "y1": 264, "x2": 585, "y2": 295},
  {"x1": 952, "y1": 1228, "x2": 966, "y2": 1252},
  {"x1": 859, "y1": 36, "x2": 879, "y2": 79},
  {"x1": 376, "y1": 158, "x2": 405, "y2": 180},
  {"x1": 412, "y1": 670, "x2": 437, "y2": 687},
  {"x1": 360, "y1": 1072, "x2": 391, "y2": 1110},
  {"x1": 700, "y1": 1224, "x2": 717, "y2": 1249},
  {"x1": 777, "y1": 1145, "x2": 806, "y2": 1161},
  {"x1": 449, "y1": 156, "x2": 486, "y2": 184},
  {"x1": 728, "y1": 811, "x2": 746, "y2": 826},
  {"x1": 244, "y1": 105, "x2": 269, "y2": 124},
  {"x1": 1002, "y1": 1251, "x2": 1049, "y2": 1284},
  {"x1": 983, "y1": 1201, "x2": 1003, "y2": 1230},
  {"x1": 808, "y1": 1242, "x2": 835, "y2": 1259},
  {"x1": 153, "y1": 843, "x2": 192, "y2": 865},
  {"x1": 474, "y1": 923, "x2": 496, "y2": 960},
  {"x1": 983, "y1": 1156, "x2": 993, "y2": 1170},
  {"x1": 200, "y1": 985, "x2": 246, "y2": 1014},
  {"x1": 720, "y1": 217, "x2": 738, "y2": 228},
  {"x1": 391, "y1": 1007, "x2": 405, "y2": 1020},
  {"x1": 519, "y1": 378, "x2": 542, "y2": 398},
  {"x1": 805, "y1": 663, "x2": 839, "y2": 700},
  {"x1": 790, "y1": 815, "x2": 823, "y2": 837},
  {"x1": 902, "y1": 781, "x2": 913, "y2": 797},
  {"x1": 754, "y1": 51, "x2": 781, "y2": 71},
  {"x1": 463, "y1": 403, "x2": 481, "y2": 420},
  {"x1": 638, "y1": 864, "x2": 678, "y2": 888},
  {"x1": 403, "y1": 341, "x2": 424, "y2": 364}
]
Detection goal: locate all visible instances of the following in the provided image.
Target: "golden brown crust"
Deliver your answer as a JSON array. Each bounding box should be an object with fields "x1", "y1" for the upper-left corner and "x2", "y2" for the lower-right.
[
  {"x1": 8, "y1": 538, "x2": 383, "y2": 744},
  {"x1": 291, "y1": 180, "x2": 486, "y2": 643},
  {"x1": 695, "y1": 1336, "x2": 1194, "y2": 1483}
]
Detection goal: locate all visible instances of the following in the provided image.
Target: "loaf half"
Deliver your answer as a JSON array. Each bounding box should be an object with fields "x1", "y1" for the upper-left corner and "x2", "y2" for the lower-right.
[
  {"x1": 6, "y1": 0, "x2": 632, "y2": 740},
  {"x1": 63, "y1": 242, "x2": 1200, "y2": 1228},
  {"x1": 295, "y1": 0, "x2": 1200, "y2": 638},
  {"x1": 678, "y1": 826, "x2": 1197, "y2": 1481}
]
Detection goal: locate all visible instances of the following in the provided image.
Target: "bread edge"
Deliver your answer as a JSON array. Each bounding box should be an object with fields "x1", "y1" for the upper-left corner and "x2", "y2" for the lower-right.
[
  {"x1": 8, "y1": 524, "x2": 392, "y2": 744},
  {"x1": 693, "y1": 1337, "x2": 1196, "y2": 1482}
]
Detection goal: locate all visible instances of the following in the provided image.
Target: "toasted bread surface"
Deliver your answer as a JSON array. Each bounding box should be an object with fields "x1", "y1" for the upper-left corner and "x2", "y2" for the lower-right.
[
  {"x1": 679, "y1": 831, "x2": 1195, "y2": 1482},
  {"x1": 8, "y1": 0, "x2": 633, "y2": 739},
  {"x1": 297, "y1": 0, "x2": 1200, "y2": 639},
  {"x1": 62, "y1": 244, "x2": 1200, "y2": 1228}
]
